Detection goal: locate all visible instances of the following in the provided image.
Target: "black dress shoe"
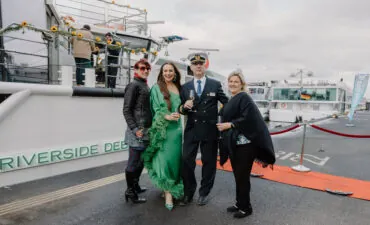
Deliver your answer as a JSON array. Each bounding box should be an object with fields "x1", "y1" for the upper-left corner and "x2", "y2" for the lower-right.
[
  {"x1": 124, "y1": 188, "x2": 147, "y2": 204},
  {"x1": 178, "y1": 196, "x2": 192, "y2": 206},
  {"x1": 134, "y1": 185, "x2": 147, "y2": 194},
  {"x1": 234, "y1": 208, "x2": 252, "y2": 218},
  {"x1": 197, "y1": 196, "x2": 209, "y2": 206},
  {"x1": 226, "y1": 205, "x2": 239, "y2": 213}
]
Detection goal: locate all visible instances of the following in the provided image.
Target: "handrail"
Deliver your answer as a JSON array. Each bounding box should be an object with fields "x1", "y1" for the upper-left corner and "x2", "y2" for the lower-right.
[
  {"x1": 0, "y1": 49, "x2": 48, "y2": 58},
  {"x1": 2, "y1": 35, "x2": 48, "y2": 45}
]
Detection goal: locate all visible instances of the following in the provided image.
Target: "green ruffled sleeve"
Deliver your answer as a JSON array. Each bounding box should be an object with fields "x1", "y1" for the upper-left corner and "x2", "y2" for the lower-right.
[
  {"x1": 142, "y1": 84, "x2": 170, "y2": 172},
  {"x1": 141, "y1": 85, "x2": 184, "y2": 198}
]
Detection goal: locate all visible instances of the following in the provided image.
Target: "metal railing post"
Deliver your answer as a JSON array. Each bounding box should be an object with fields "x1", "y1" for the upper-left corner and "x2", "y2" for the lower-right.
[
  {"x1": 291, "y1": 122, "x2": 311, "y2": 172},
  {"x1": 104, "y1": 44, "x2": 108, "y2": 88}
]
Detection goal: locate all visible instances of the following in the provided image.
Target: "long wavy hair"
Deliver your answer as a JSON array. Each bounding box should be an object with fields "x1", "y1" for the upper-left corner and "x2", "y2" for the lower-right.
[{"x1": 157, "y1": 62, "x2": 182, "y2": 111}]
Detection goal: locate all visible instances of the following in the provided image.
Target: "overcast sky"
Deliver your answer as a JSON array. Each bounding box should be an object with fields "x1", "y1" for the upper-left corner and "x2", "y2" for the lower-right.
[
  {"x1": 118, "y1": 0, "x2": 370, "y2": 98},
  {"x1": 2, "y1": 0, "x2": 369, "y2": 98}
]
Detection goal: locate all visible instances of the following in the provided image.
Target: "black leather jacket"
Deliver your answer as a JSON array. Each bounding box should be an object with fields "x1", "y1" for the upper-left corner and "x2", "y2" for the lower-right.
[{"x1": 122, "y1": 77, "x2": 152, "y2": 132}]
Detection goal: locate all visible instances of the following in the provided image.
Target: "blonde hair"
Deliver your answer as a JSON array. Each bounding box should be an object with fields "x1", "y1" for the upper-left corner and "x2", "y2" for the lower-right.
[{"x1": 227, "y1": 69, "x2": 247, "y2": 91}]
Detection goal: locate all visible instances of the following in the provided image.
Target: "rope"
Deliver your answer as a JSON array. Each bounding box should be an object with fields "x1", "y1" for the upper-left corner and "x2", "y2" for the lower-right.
[
  {"x1": 310, "y1": 124, "x2": 370, "y2": 138},
  {"x1": 270, "y1": 124, "x2": 301, "y2": 135}
]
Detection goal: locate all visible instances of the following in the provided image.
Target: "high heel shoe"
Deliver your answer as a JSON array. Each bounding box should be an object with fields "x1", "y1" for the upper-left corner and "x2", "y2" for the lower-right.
[
  {"x1": 165, "y1": 203, "x2": 174, "y2": 211},
  {"x1": 164, "y1": 192, "x2": 174, "y2": 211}
]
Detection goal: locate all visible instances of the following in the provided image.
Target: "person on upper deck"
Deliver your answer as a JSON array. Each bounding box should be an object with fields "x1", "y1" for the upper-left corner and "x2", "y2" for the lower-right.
[
  {"x1": 71, "y1": 25, "x2": 95, "y2": 86},
  {"x1": 105, "y1": 32, "x2": 121, "y2": 88},
  {"x1": 217, "y1": 70, "x2": 276, "y2": 218}
]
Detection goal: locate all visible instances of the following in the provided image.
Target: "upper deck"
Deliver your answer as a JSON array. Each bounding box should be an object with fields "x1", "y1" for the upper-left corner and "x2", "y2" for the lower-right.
[{"x1": 54, "y1": 0, "x2": 150, "y2": 36}]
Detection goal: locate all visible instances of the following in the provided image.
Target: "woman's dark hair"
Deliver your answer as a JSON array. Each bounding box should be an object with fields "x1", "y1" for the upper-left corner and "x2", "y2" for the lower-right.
[{"x1": 157, "y1": 62, "x2": 182, "y2": 111}]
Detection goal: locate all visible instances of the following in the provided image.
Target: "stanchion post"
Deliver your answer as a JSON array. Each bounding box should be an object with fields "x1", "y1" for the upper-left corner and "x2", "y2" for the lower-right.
[
  {"x1": 60, "y1": 66, "x2": 73, "y2": 86},
  {"x1": 84, "y1": 68, "x2": 95, "y2": 87},
  {"x1": 291, "y1": 122, "x2": 311, "y2": 172},
  {"x1": 104, "y1": 45, "x2": 108, "y2": 88}
]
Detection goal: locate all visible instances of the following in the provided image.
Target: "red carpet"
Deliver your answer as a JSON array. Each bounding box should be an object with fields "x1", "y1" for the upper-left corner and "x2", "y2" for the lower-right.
[{"x1": 196, "y1": 159, "x2": 370, "y2": 201}]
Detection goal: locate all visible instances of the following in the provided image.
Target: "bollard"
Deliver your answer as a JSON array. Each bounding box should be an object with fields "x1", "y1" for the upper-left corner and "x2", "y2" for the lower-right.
[
  {"x1": 84, "y1": 68, "x2": 96, "y2": 87},
  {"x1": 291, "y1": 122, "x2": 311, "y2": 172},
  {"x1": 60, "y1": 66, "x2": 73, "y2": 86},
  {"x1": 318, "y1": 144, "x2": 325, "y2": 152}
]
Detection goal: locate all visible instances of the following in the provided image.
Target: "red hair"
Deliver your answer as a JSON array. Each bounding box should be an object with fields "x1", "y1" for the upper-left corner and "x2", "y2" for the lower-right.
[{"x1": 134, "y1": 58, "x2": 151, "y2": 69}]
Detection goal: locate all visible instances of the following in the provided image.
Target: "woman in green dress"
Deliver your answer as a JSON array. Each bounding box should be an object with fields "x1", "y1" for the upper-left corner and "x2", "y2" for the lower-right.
[{"x1": 142, "y1": 62, "x2": 184, "y2": 211}]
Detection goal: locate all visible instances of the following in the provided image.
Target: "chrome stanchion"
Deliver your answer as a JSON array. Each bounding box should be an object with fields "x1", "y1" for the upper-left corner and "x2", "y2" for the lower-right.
[
  {"x1": 291, "y1": 122, "x2": 311, "y2": 172},
  {"x1": 104, "y1": 45, "x2": 108, "y2": 88}
]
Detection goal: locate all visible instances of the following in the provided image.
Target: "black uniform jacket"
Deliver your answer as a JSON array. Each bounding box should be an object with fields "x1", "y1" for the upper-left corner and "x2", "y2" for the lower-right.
[{"x1": 179, "y1": 77, "x2": 228, "y2": 141}]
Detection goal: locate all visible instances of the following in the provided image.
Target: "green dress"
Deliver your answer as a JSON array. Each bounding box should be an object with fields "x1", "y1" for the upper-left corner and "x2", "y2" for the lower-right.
[{"x1": 142, "y1": 84, "x2": 184, "y2": 199}]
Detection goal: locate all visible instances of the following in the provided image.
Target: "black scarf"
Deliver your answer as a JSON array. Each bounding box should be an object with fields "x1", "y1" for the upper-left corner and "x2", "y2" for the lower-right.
[{"x1": 219, "y1": 92, "x2": 275, "y2": 166}]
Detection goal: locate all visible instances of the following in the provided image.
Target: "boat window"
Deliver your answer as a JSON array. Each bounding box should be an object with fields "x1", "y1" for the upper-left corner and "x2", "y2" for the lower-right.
[
  {"x1": 273, "y1": 88, "x2": 337, "y2": 101},
  {"x1": 1, "y1": 0, "x2": 49, "y2": 83},
  {"x1": 150, "y1": 41, "x2": 160, "y2": 53},
  {"x1": 154, "y1": 59, "x2": 186, "y2": 71},
  {"x1": 118, "y1": 36, "x2": 149, "y2": 50}
]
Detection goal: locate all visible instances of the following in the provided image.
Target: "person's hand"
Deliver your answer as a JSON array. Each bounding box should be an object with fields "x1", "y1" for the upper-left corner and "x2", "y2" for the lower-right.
[
  {"x1": 165, "y1": 113, "x2": 181, "y2": 121},
  {"x1": 172, "y1": 112, "x2": 181, "y2": 120},
  {"x1": 183, "y1": 100, "x2": 194, "y2": 109},
  {"x1": 135, "y1": 129, "x2": 143, "y2": 138},
  {"x1": 217, "y1": 122, "x2": 232, "y2": 131}
]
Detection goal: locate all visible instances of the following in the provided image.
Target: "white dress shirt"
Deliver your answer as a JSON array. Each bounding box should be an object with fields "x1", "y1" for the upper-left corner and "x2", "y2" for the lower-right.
[{"x1": 194, "y1": 76, "x2": 206, "y2": 96}]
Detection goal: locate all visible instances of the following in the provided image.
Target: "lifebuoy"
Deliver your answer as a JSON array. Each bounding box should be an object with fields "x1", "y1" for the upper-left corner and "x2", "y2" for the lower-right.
[
  {"x1": 204, "y1": 59, "x2": 209, "y2": 69},
  {"x1": 280, "y1": 103, "x2": 287, "y2": 109}
]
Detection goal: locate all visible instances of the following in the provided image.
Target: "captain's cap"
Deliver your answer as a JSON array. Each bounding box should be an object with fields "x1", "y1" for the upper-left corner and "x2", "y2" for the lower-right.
[{"x1": 188, "y1": 52, "x2": 208, "y2": 63}]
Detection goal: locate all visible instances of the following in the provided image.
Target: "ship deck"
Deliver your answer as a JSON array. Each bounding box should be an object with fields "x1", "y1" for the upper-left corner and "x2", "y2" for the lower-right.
[{"x1": 0, "y1": 112, "x2": 370, "y2": 225}]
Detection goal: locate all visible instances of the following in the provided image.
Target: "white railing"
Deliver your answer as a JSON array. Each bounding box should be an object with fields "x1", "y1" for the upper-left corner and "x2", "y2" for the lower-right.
[{"x1": 54, "y1": 0, "x2": 147, "y2": 35}]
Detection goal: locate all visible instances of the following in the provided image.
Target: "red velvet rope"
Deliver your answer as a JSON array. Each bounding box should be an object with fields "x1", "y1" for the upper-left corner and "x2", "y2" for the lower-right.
[
  {"x1": 310, "y1": 124, "x2": 370, "y2": 138},
  {"x1": 270, "y1": 124, "x2": 301, "y2": 135}
]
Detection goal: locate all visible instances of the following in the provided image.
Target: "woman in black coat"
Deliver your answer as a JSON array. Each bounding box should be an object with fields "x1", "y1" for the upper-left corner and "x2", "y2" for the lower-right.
[{"x1": 217, "y1": 70, "x2": 275, "y2": 218}]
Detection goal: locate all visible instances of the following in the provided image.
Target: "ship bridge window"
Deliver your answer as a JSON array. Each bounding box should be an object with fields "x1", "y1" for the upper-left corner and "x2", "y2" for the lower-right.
[
  {"x1": 273, "y1": 88, "x2": 337, "y2": 101},
  {"x1": 102, "y1": 35, "x2": 150, "y2": 51},
  {"x1": 155, "y1": 59, "x2": 186, "y2": 71}
]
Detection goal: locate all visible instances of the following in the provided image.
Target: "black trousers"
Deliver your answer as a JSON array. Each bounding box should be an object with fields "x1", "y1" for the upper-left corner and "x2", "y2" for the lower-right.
[
  {"x1": 125, "y1": 147, "x2": 144, "y2": 173},
  {"x1": 182, "y1": 138, "x2": 218, "y2": 198},
  {"x1": 229, "y1": 144, "x2": 256, "y2": 211},
  {"x1": 107, "y1": 58, "x2": 118, "y2": 88}
]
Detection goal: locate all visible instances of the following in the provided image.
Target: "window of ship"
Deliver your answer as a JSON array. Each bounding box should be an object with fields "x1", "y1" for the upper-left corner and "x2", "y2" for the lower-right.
[
  {"x1": 255, "y1": 101, "x2": 269, "y2": 108},
  {"x1": 249, "y1": 88, "x2": 256, "y2": 94},
  {"x1": 273, "y1": 88, "x2": 337, "y2": 101},
  {"x1": 154, "y1": 58, "x2": 187, "y2": 71}
]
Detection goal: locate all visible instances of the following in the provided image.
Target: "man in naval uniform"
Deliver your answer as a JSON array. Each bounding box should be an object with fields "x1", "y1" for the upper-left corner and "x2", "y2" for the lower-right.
[{"x1": 178, "y1": 52, "x2": 228, "y2": 206}]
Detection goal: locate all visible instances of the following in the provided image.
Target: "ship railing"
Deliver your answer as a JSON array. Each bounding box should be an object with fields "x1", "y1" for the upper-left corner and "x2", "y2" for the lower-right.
[
  {"x1": 0, "y1": 23, "x2": 158, "y2": 88},
  {"x1": 54, "y1": 0, "x2": 148, "y2": 36},
  {"x1": 0, "y1": 35, "x2": 50, "y2": 84}
]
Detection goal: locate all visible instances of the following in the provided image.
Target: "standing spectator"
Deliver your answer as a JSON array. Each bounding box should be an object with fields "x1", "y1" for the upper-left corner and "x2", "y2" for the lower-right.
[
  {"x1": 71, "y1": 25, "x2": 95, "y2": 86},
  {"x1": 105, "y1": 32, "x2": 120, "y2": 88}
]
